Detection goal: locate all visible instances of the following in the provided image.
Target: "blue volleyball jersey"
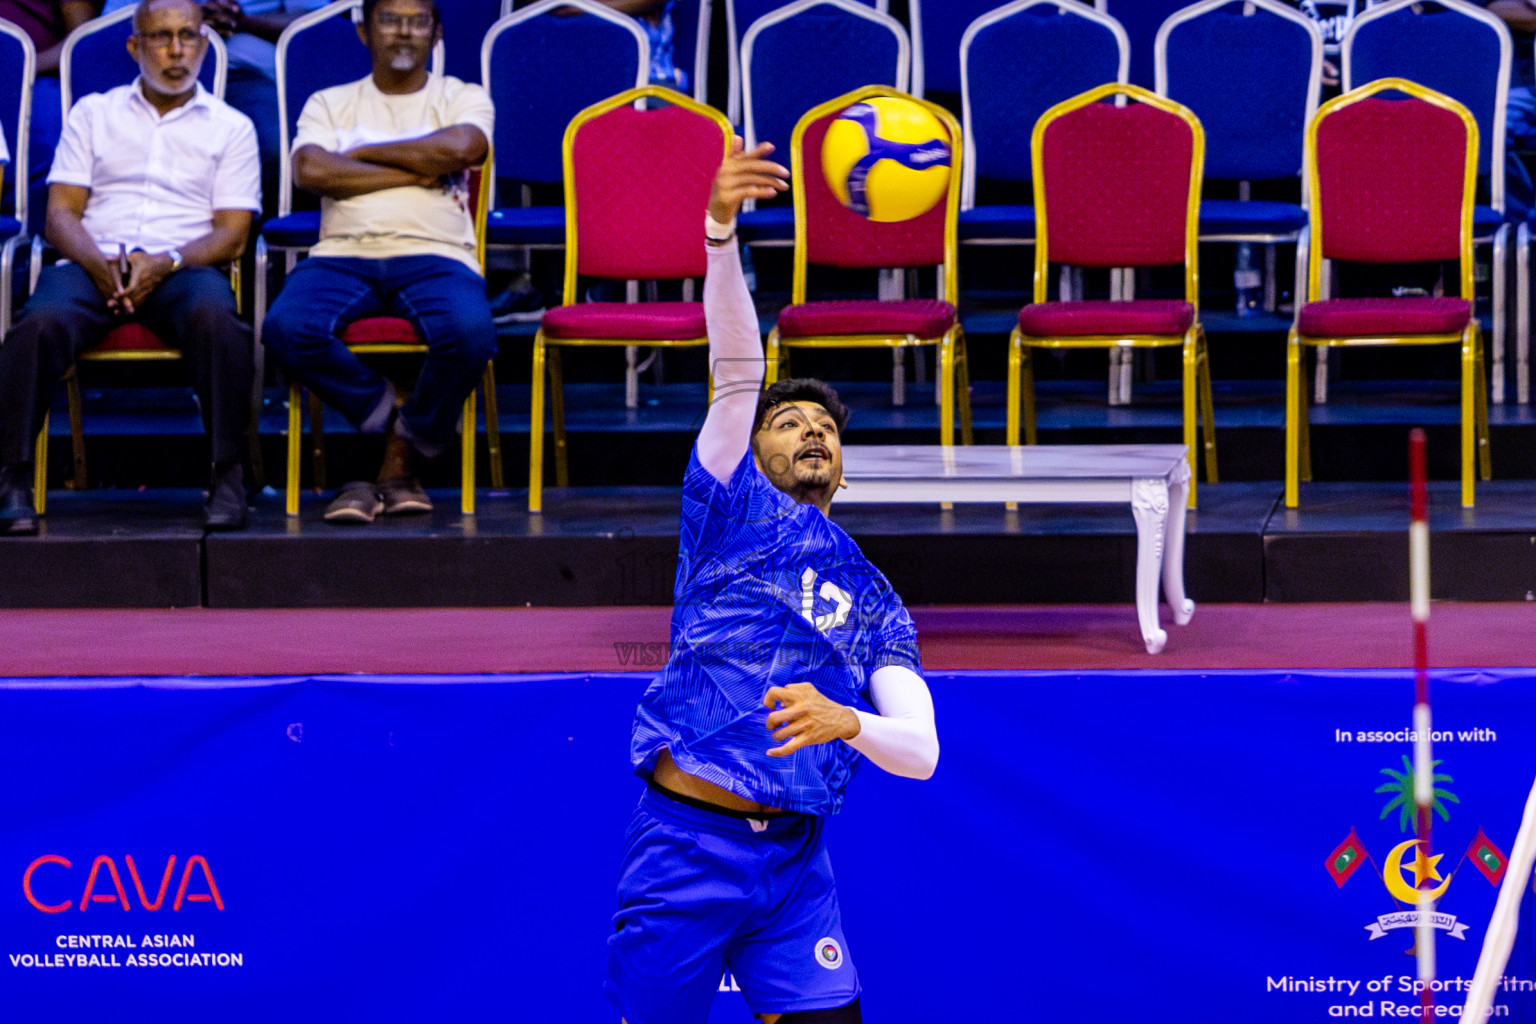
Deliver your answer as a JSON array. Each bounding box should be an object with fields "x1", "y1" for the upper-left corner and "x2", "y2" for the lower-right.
[{"x1": 630, "y1": 446, "x2": 922, "y2": 816}]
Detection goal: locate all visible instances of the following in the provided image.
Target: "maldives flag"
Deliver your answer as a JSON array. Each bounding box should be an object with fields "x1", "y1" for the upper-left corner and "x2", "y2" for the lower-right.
[
  {"x1": 1327, "y1": 828, "x2": 1369, "y2": 888},
  {"x1": 1467, "y1": 829, "x2": 1508, "y2": 885}
]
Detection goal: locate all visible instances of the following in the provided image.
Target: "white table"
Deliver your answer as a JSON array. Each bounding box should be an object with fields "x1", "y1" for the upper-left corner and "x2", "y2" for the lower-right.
[{"x1": 837, "y1": 444, "x2": 1195, "y2": 653}]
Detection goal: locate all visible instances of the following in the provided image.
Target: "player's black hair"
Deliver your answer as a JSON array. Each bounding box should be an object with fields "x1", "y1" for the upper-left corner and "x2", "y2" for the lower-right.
[
  {"x1": 362, "y1": 0, "x2": 441, "y2": 30},
  {"x1": 755, "y1": 378, "x2": 850, "y2": 434}
]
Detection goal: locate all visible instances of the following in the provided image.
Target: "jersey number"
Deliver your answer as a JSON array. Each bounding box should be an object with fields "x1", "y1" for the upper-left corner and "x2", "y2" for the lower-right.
[{"x1": 800, "y1": 568, "x2": 852, "y2": 634}]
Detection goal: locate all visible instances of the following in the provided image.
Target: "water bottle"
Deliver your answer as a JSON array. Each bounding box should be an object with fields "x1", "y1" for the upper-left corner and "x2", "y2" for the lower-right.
[{"x1": 1234, "y1": 242, "x2": 1261, "y2": 317}]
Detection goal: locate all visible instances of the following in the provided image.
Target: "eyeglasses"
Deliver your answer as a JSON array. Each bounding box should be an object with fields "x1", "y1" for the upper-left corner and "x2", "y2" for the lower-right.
[
  {"x1": 135, "y1": 27, "x2": 205, "y2": 50},
  {"x1": 374, "y1": 12, "x2": 435, "y2": 33}
]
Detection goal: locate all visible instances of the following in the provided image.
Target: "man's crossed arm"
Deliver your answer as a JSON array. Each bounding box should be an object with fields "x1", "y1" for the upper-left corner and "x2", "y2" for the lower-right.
[{"x1": 293, "y1": 125, "x2": 488, "y2": 200}]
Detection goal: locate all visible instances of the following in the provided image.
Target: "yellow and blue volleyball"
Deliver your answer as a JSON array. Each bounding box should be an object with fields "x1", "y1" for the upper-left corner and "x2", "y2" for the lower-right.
[{"x1": 821, "y1": 96, "x2": 952, "y2": 222}]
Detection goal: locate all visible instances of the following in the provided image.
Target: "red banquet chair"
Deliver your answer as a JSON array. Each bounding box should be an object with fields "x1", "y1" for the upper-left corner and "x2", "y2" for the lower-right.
[
  {"x1": 529, "y1": 86, "x2": 733, "y2": 513},
  {"x1": 765, "y1": 85, "x2": 972, "y2": 447},
  {"x1": 283, "y1": 155, "x2": 500, "y2": 517},
  {"x1": 1006, "y1": 82, "x2": 1215, "y2": 509},
  {"x1": 1287, "y1": 77, "x2": 1490, "y2": 508}
]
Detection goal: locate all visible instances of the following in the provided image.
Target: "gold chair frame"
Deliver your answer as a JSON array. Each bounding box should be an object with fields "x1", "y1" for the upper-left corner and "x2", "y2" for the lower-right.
[
  {"x1": 529, "y1": 86, "x2": 733, "y2": 514},
  {"x1": 1286, "y1": 77, "x2": 1490, "y2": 509},
  {"x1": 1006, "y1": 82, "x2": 1215, "y2": 509},
  {"x1": 765, "y1": 85, "x2": 973, "y2": 449}
]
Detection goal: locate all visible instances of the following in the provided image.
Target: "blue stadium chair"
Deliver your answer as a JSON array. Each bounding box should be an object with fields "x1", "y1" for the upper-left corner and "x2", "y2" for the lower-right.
[
  {"x1": 669, "y1": 0, "x2": 713, "y2": 104},
  {"x1": 438, "y1": 0, "x2": 503, "y2": 83},
  {"x1": 0, "y1": 18, "x2": 32, "y2": 338},
  {"x1": 959, "y1": 1, "x2": 1127, "y2": 248},
  {"x1": 504, "y1": 0, "x2": 708, "y2": 102},
  {"x1": 481, "y1": 0, "x2": 647, "y2": 255},
  {"x1": 909, "y1": 0, "x2": 1011, "y2": 103},
  {"x1": 738, "y1": 0, "x2": 908, "y2": 247},
  {"x1": 725, "y1": 0, "x2": 885, "y2": 124},
  {"x1": 1343, "y1": 0, "x2": 1514, "y2": 402},
  {"x1": 1095, "y1": 0, "x2": 1189, "y2": 89},
  {"x1": 59, "y1": 4, "x2": 225, "y2": 112},
  {"x1": 1156, "y1": 0, "x2": 1321, "y2": 325}
]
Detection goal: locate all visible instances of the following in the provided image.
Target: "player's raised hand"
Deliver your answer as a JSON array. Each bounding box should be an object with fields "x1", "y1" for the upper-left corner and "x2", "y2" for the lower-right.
[
  {"x1": 709, "y1": 137, "x2": 788, "y2": 225},
  {"x1": 764, "y1": 682, "x2": 861, "y2": 757}
]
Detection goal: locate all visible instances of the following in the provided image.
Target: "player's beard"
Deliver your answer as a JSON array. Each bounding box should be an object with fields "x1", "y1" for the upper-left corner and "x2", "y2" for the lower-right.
[
  {"x1": 786, "y1": 439, "x2": 838, "y2": 501},
  {"x1": 794, "y1": 461, "x2": 835, "y2": 489}
]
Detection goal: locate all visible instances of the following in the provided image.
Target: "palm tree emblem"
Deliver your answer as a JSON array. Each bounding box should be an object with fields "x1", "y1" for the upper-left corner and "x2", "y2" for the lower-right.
[{"x1": 1376, "y1": 755, "x2": 1459, "y2": 832}]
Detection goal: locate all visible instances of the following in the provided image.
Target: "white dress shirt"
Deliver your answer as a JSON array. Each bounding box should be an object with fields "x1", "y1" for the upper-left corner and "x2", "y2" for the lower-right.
[{"x1": 48, "y1": 80, "x2": 261, "y2": 258}]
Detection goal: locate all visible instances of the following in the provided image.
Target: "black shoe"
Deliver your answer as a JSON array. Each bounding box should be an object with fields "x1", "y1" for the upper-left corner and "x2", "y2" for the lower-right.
[
  {"x1": 203, "y1": 463, "x2": 248, "y2": 531},
  {"x1": 0, "y1": 464, "x2": 38, "y2": 536},
  {"x1": 490, "y1": 273, "x2": 546, "y2": 324},
  {"x1": 323, "y1": 480, "x2": 383, "y2": 524}
]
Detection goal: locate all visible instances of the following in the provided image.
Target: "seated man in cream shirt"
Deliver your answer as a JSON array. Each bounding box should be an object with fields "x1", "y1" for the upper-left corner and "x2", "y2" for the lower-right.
[{"x1": 261, "y1": 0, "x2": 494, "y2": 522}]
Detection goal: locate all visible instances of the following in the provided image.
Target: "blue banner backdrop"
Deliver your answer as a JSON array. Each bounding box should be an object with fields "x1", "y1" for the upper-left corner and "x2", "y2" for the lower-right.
[{"x1": 3, "y1": 670, "x2": 1535, "y2": 1023}]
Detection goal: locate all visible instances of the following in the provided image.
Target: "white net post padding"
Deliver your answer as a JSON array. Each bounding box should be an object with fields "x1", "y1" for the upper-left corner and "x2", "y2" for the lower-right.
[{"x1": 1462, "y1": 772, "x2": 1536, "y2": 1021}]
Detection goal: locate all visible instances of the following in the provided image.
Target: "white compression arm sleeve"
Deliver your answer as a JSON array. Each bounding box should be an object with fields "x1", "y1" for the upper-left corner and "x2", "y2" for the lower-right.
[
  {"x1": 696, "y1": 237, "x2": 767, "y2": 484},
  {"x1": 847, "y1": 665, "x2": 939, "y2": 780}
]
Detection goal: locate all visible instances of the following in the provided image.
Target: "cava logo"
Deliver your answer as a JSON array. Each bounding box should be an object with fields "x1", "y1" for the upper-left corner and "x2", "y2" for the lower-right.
[
  {"x1": 1326, "y1": 757, "x2": 1505, "y2": 944},
  {"x1": 23, "y1": 855, "x2": 225, "y2": 913}
]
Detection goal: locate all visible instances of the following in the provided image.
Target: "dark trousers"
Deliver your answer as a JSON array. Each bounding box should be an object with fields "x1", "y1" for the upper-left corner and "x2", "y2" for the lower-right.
[
  {"x1": 0, "y1": 262, "x2": 253, "y2": 469},
  {"x1": 260, "y1": 255, "x2": 497, "y2": 457}
]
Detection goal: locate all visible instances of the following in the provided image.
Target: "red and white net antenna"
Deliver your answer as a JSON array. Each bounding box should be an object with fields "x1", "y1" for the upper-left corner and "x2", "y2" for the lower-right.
[{"x1": 1408, "y1": 429, "x2": 1435, "y2": 1018}]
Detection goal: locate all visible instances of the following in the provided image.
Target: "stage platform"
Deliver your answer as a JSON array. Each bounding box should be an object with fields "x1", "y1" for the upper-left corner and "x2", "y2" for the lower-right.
[
  {"x1": 46, "y1": 376, "x2": 1536, "y2": 490},
  {"x1": 3, "y1": 475, "x2": 1536, "y2": 608},
  {"x1": 10, "y1": 373, "x2": 1536, "y2": 608}
]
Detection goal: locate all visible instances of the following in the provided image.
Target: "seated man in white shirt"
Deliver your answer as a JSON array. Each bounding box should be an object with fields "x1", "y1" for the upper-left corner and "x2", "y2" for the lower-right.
[
  {"x1": 0, "y1": 0, "x2": 261, "y2": 535},
  {"x1": 100, "y1": 0, "x2": 329, "y2": 222},
  {"x1": 260, "y1": 0, "x2": 496, "y2": 523}
]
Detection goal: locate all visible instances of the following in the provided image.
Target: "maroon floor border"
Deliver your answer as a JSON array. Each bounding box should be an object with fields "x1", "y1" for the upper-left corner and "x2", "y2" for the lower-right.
[{"x1": 1, "y1": 602, "x2": 1532, "y2": 677}]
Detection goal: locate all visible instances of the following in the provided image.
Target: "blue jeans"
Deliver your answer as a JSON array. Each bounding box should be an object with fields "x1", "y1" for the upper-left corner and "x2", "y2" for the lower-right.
[{"x1": 261, "y1": 255, "x2": 496, "y2": 458}]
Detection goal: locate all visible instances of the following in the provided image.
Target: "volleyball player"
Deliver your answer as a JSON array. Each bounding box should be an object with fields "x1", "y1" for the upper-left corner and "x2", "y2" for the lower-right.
[{"x1": 603, "y1": 139, "x2": 940, "y2": 1024}]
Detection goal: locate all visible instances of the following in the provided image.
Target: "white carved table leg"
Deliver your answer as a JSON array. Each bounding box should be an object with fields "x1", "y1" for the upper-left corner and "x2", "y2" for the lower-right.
[
  {"x1": 1130, "y1": 477, "x2": 1170, "y2": 654},
  {"x1": 1162, "y1": 459, "x2": 1195, "y2": 626}
]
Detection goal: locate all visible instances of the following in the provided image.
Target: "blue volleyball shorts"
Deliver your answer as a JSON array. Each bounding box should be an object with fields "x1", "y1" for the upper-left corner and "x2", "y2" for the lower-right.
[{"x1": 604, "y1": 786, "x2": 860, "y2": 1024}]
